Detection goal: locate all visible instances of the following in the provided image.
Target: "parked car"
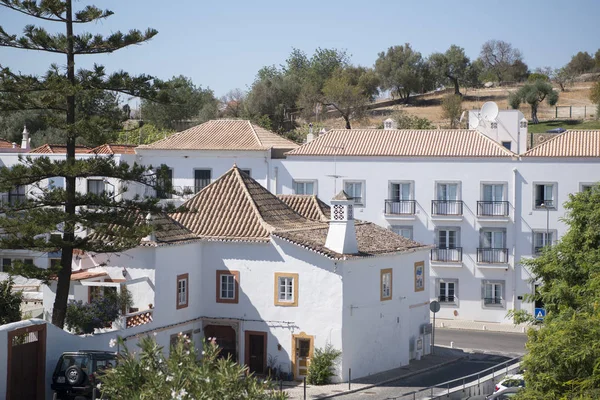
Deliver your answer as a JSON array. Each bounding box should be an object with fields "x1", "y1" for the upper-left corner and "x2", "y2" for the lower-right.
[
  {"x1": 494, "y1": 374, "x2": 525, "y2": 393},
  {"x1": 51, "y1": 350, "x2": 117, "y2": 400},
  {"x1": 462, "y1": 387, "x2": 523, "y2": 400}
]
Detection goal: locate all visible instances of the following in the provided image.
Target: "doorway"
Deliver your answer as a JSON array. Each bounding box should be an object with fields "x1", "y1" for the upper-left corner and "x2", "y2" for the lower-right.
[
  {"x1": 291, "y1": 332, "x2": 314, "y2": 381},
  {"x1": 244, "y1": 331, "x2": 267, "y2": 374},
  {"x1": 204, "y1": 324, "x2": 237, "y2": 361},
  {"x1": 6, "y1": 324, "x2": 46, "y2": 400}
]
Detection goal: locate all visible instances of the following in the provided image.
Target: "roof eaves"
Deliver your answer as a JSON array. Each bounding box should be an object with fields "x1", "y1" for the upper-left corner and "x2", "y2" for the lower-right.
[
  {"x1": 521, "y1": 129, "x2": 570, "y2": 157},
  {"x1": 248, "y1": 120, "x2": 264, "y2": 148}
]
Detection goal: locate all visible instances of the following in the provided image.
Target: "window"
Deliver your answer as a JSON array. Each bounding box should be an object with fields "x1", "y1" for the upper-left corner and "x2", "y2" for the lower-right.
[
  {"x1": 534, "y1": 231, "x2": 554, "y2": 254},
  {"x1": 240, "y1": 169, "x2": 251, "y2": 177},
  {"x1": 482, "y1": 184, "x2": 504, "y2": 202},
  {"x1": 390, "y1": 182, "x2": 412, "y2": 201},
  {"x1": 580, "y1": 183, "x2": 595, "y2": 192},
  {"x1": 293, "y1": 180, "x2": 317, "y2": 195},
  {"x1": 437, "y1": 228, "x2": 459, "y2": 249},
  {"x1": 176, "y1": 273, "x2": 189, "y2": 309},
  {"x1": 216, "y1": 270, "x2": 239, "y2": 304},
  {"x1": 482, "y1": 280, "x2": 504, "y2": 307},
  {"x1": 438, "y1": 279, "x2": 458, "y2": 304},
  {"x1": 534, "y1": 183, "x2": 555, "y2": 208},
  {"x1": 274, "y1": 272, "x2": 298, "y2": 307},
  {"x1": 157, "y1": 168, "x2": 173, "y2": 199},
  {"x1": 479, "y1": 229, "x2": 508, "y2": 263},
  {"x1": 501, "y1": 141, "x2": 511, "y2": 150},
  {"x1": 481, "y1": 229, "x2": 505, "y2": 248},
  {"x1": 437, "y1": 183, "x2": 459, "y2": 201},
  {"x1": 434, "y1": 182, "x2": 461, "y2": 215},
  {"x1": 479, "y1": 183, "x2": 508, "y2": 216},
  {"x1": 87, "y1": 179, "x2": 105, "y2": 196},
  {"x1": 391, "y1": 226, "x2": 413, "y2": 240},
  {"x1": 8, "y1": 185, "x2": 26, "y2": 205},
  {"x1": 194, "y1": 169, "x2": 211, "y2": 193},
  {"x1": 380, "y1": 268, "x2": 393, "y2": 301},
  {"x1": 1, "y1": 257, "x2": 33, "y2": 272},
  {"x1": 344, "y1": 181, "x2": 364, "y2": 206},
  {"x1": 1, "y1": 258, "x2": 10, "y2": 273}
]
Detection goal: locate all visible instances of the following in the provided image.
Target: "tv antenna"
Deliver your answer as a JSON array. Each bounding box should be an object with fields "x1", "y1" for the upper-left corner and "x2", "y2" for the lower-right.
[{"x1": 324, "y1": 144, "x2": 345, "y2": 193}]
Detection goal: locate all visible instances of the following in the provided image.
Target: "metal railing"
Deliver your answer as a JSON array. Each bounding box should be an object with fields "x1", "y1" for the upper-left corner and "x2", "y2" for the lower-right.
[
  {"x1": 438, "y1": 296, "x2": 456, "y2": 303},
  {"x1": 477, "y1": 248, "x2": 509, "y2": 263},
  {"x1": 484, "y1": 297, "x2": 503, "y2": 305},
  {"x1": 431, "y1": 200, "x2": 463, "y2": 216},
  {"x1": 477, "y1": 201, "x2": 509, "y2": 216},
  {"x1": 388, "y1": 356, "x2": 523, "y2": 399},
  {"x1": 430, "y1": 247, "x2": 462, "y2": 262},
  {"x1": 385, "y1": 199, "x2": 416, "y2": 215},
  {"x1": 535, "y1": 199, "x2": 554, "y2": 208}
]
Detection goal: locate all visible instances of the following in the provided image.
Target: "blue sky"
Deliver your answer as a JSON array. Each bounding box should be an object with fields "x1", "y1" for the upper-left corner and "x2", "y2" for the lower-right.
[{"x1": 1, "y1": 0, "x2": 599, "y2": 97}]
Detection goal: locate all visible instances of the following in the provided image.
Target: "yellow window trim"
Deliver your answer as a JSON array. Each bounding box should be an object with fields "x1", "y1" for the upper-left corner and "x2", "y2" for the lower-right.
[
  {"x1": 274, "y1": 272, "x2": 299, "y2": 307},
  {"x1": 380, "y1": 268, "x2": 393, "y2": 301}
]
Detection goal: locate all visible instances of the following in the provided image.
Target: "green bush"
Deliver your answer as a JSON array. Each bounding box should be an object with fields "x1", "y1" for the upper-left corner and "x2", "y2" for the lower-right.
[
  {"x1": 527, "y1": 73, "x2": 549, "y2": 82},
  {"x1": 0, "y1": 278, "x2": 22, "y2": 325},
  {"x1": 307, "y1": 343, "x2": 342, "y2": 385},
  {"x1": 100, "y1": 334, "x2": 287, "y2": 399},
  {"x1": 390, "y1": 110, "x2": 434, "y2": 129},
  {"x1": 65, "y1": 287, "x2": 131, "y2": 334}
]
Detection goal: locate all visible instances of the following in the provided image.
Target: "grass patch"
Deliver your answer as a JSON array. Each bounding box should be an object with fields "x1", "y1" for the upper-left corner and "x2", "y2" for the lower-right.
[{"x1": 527, "y1": 119, "x2": 600, "y2": 133}]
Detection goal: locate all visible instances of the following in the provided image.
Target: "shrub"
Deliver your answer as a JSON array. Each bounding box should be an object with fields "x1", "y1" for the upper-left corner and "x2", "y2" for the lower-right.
[
  {"x1": 441, "y1": 94, "x2": 463, "y2": 129},
  {"x1": 527, "y1": 73, "x2": 549, "y2": 82},
  {"x1": 307, "y1": 343, "x2": 342, "y2": 385},
  {"x1": 390, "y1": 110, "x2": 434, "y2": 129},
  {"x1": 0, "y1": 278, "x2": 23, "y2": 324},
  {"x1": 65, "y1": 287, "x2": 130, "y2": 334},
  {"x1": 100, "y1": 334, "x2": 287, "y2": 400}
]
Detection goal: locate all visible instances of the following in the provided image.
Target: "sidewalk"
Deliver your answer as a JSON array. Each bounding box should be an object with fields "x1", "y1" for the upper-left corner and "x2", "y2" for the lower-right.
[
  {"x1": 282, "y1": 347, "x2": 465, "y2": 399},
  {"x1": 434, "y1": 318, "x2": 533, "y2": 334}
]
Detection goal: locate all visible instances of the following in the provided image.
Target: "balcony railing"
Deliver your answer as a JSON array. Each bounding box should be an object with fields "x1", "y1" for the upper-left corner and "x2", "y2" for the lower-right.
[
  {"x1": 477, "y1": 201, "x2": 509, "y2": 217},
  {"x1": 125, "y1": 309, "x2": 153, "y2": 328},
  {"x1": 477, "y1": 248, "x2": 509, "y2": 263},
  {"x1": 438, "y1": 295, "x2": 456, "y2": 303},
  {"x1": 484, "y1": 297, "x2": 503, "y2": 305},
  {"x1": 535, "y1": 199, "x2": 554, "y2": 208},
  {"x1": 431, "y1": 200, "x2": 463, "y2": 216},
  {"x1": 384, "y1": 199, "x2": 416, "y2": 215},
  {"x1": 431, "y1": 247, "x2": 462, "y2": 262}
]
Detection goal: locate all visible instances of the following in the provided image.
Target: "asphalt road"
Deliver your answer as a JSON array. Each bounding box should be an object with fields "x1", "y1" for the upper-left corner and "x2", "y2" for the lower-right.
[
  {"x1": 337, "y1": 354, "x2": 511, "y2": 399},
  {"x1": 433, "y1": 328, "x2": 528, "y2": 356}
]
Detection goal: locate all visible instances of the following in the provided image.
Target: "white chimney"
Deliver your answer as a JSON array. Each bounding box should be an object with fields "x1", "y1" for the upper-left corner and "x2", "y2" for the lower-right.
[
  {"x1": 324, "y1": 190, "x2": 358, "y2": 255},
  {"x1": 306, "y1": 123, "x2": 314, "y2": 143},
  {"x1": 21, "y1": 125, "x2": 30, "y2": 150},
  {"x1": 383, "y1": 118, "x2": 396, "y2": 130},
  {"x1": 518, "y1": 117, "x2": 528, "y2": 154},
  {"x1": 141, "y1": 213, "x2": 156, "y2": 242}
]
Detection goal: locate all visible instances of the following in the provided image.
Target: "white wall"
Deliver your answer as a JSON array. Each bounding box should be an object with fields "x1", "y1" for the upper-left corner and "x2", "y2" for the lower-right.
[{"x1": 341, "y1": 250, "x2": 430, "y2": 379}]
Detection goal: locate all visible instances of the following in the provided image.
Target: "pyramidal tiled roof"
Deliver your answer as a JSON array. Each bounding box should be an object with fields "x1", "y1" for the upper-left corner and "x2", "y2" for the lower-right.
[
  {"x1": 523, "y1": 130, "x2": 600, "y2": 157},
  {"x1": 286, "y1": 129, "x2": 514, "y2": 157},
  {"x1": 137, "y1": 119, "x2": 299, "y2": 151},
  {"x1": 277, "y1": 194, "x2": 330, "y2": 222},
  {"x1": 170, "y1": 166, "x2": 322, "y2": 241},
  {"x1": 89, "y1": 144, "x2": 137, "y2": 155}
]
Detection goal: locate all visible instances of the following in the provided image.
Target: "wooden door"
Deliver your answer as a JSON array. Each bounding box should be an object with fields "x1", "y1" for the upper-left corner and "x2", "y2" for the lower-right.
[
  {"x1": 6, "y1": 324, "x2": 46, "y2": 400},
  {"x1": 292, "y1": 332, "x2": 314, "y2": 381},
  {"x1": 244, "y1": 331, "x2": 266, "y2": 374},
  {"x1": 204, "y1": 325, "x2": 237, "y2": 361}
]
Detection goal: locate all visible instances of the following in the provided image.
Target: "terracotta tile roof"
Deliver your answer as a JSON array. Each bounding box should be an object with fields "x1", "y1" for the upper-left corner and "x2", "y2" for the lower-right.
[
  {"x1": 0, "y1": 139, "x2": 16, "y2": 149},
  {"x1": 89, "y1": 144, "x2": 137, "y2": 155},
  {"x1": 273, "y1": 222, "x2": 429, "y2": 260},
  {"x1": 137, "y1": 119, "x2": 298, "y2": 151},
  {"x1": 286, "y1": 129, "x2": 514, "y2": 157},
  {"x1": 277, "y1": 194, "x2": 330, "y2": 222},
  {"x1": 70, "y1": 270, "x2": 107, "y2": 281},
  {"x1": 171, "y1": 167, "x2": 321, "y2": 241},
  {"x1": 29, "y1": 144, "x2": 91, "y2": 154},
  {"x1": 522, "y1": 130, "x2": 600, "y2": 157}
]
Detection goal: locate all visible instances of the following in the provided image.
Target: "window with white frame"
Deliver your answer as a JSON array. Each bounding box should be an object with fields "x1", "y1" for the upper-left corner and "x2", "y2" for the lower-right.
[
  {"x1": 390, "y1": 182, "x2": 412, "y2": 201},
  {"x1": 437, "y1": 228, "x2": 459, "y2": 249},
  {"x1": 438, "y1": 279, "x2": 458, "y2": 304},
  {"x1": 580, "y1": 183, "x2": 595, "y2": 192},
  {"x1": 293, "y1": 180, "x2": 317, "y2": 195},
  {"x1": 380, "y1": 268, "x2": 392, "y2": 301},
  {"x1": 87, "y1": 179, "x2": 105, "y2": 196},
  {"x1": 481, "y1": 229, "x2": 506, "y2": 249},
  {"x1": 437, "y1": 182, "x2": 459, "y2": 201},
  {"x1": 216, "y1": 270, "x2": 239, "y2": 304},
  {"x1": 482, "y1": 280, "x2": 504, "y2": 307},
  {"x1": 391, "y1": 226, "x2": 413, "y2": 240},
  {"x1": 533, "y1": 231, "x2": 554, "y2": 254},
  {"x1": 176, "y1": 273, "x2": 188, "y2": 309},
  {"x1": 274, "y1": 272, "x2": 298, "y2": 306},
  {"x1": 344, "y1": 181, "x2": 364, "y2": 206},
  {"x1": 534, "y1": 183, "x2": 556, "y2": 208},
  {"x1": 482, "y1": 183, "x2": 505, "y2": 202}
]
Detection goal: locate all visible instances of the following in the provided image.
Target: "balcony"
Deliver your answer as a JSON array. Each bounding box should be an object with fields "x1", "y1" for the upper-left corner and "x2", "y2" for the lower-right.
[
  {"x1": 438, "y1": 295, "x2": 456, "y2": 303},
  {"x1": 477, "y1": 248, "x2": 508, "y2": 264},
  {"x1": 431, "y1": 200, "x2": 463, "y2": 216},
  {"x1": 431, "y1": 247, "x2": 462, "y2": 263},
  {"x1": 384, "y1": 199, "x2": 416, "y2": 215},
  {"x1": 477, "y1": 201, "x2": 509, "y2": 217},
  {"x1": 484, "y1": 297, "x2": 503, "y2": 306}
]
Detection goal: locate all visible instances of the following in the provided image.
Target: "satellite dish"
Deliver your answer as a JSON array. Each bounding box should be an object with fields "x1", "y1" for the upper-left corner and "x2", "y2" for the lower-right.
[
  {"x1": 469, "y1": 112, "x2": 480, "y2": 129},
  {"x1": 481, "y1": 102, "x2": 499, "y2": 122}
]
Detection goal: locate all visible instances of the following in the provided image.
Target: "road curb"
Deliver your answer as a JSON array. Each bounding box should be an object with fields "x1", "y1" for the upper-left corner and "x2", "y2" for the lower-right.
[{"x1": 316, "y1": 356, "x2": 467, "y2": 399}]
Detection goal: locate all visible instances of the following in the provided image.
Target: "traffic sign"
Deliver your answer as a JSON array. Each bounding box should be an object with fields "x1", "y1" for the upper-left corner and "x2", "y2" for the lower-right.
[
  {"x1": 535, "y1": 308, "x2": 546, "y2": 321},
  {"x1": 430, "y1": 301, "x2": 440, "y2": 313}
]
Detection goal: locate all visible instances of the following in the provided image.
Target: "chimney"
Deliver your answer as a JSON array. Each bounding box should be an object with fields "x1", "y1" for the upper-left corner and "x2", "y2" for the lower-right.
[
  {"x1": 141, "y1": 213, "x2": 156, "y2": 242},
  {"x1": 324, "y1": 190, "x2": 358, "y2": 254},
  {"x1": 383, "y1": 118, "x2": 396, "y2": 130},
  {"x1": 319, "y1": 128, "x2": 327, "y2": 136},
  {"x1": 306, "y1": 123, "x2": 314, "y2": 143},
  {"x1": 21, "y1": 125, "x2": 30, "y2": 150}
]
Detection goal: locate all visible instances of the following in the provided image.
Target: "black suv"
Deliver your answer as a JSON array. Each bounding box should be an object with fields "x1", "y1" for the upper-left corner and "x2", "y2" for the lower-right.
[{"x1": 51, "y1": 350, "x2": 117, "y2": 400}]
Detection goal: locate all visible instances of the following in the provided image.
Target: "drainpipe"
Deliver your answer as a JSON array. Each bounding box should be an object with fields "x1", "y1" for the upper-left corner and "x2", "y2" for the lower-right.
[
  {"x1": 265, "y1": 149, "x2": 271, "y2": 192},
  {"x1": 511, "y1": 167, "x2": 518, "y2": 316}
]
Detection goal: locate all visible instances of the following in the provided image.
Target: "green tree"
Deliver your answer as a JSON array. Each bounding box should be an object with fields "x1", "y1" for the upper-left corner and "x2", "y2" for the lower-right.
[
  {"x1": 219, "y1": 88, "x2": 246, "y2": 118},
  {"x1": 595, "y1": 49, "x2": 600, "y2": 68},
  {"x1": 441, "y1": 94, "x2": 463, "y2": 129},
  {"x1": 0, "y1": 278, "x2": 22, "y2": 324},
  {"x1": 508, "y1": 81, "x2": 559, "y2": 124},
  {"x1": 101, "y1": 335, "x2": 286, "y2": 400},
  {"x1": 566, "y1": 51, "x2": 596, "y2": 75},
  {"x1": 514, "y1": 186, "x2": 600, "y2": 399},
  {"x1": 590, "y1": 80, "x2": 600, "y2": 120},
  {"x1": 429, "y1": 45, "x2": 471, "y2": 95},
  {"x1": 390, "y1": 110, "x2": 434, "y2": 129},
  {"x1": 141, "y1": 75, "x2": 217, "y2": 130},
  {"x1": 375, "y1": 43, "x2": 429, "y2": 102},
  {"x1": 527, "y1": 73, "x2": 549, "y2": 83},
  {"x1": 478, "y1": 40, "x2": 524, "y2": 82},
  {"x1": 321, "y1": 66, "x2": 379, "y2": 129},
  {"x1": 0, "y1": 0, "x2": 169, "y2": 328},
  {"x1": 553, "y1": 67, "x2": 575, "y2": 92}
]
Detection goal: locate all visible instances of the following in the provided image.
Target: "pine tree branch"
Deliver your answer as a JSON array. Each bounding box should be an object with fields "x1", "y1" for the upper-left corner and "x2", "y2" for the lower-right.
[{"x1": 0, "y1": 1, "x2": 66, "y2": 22}]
